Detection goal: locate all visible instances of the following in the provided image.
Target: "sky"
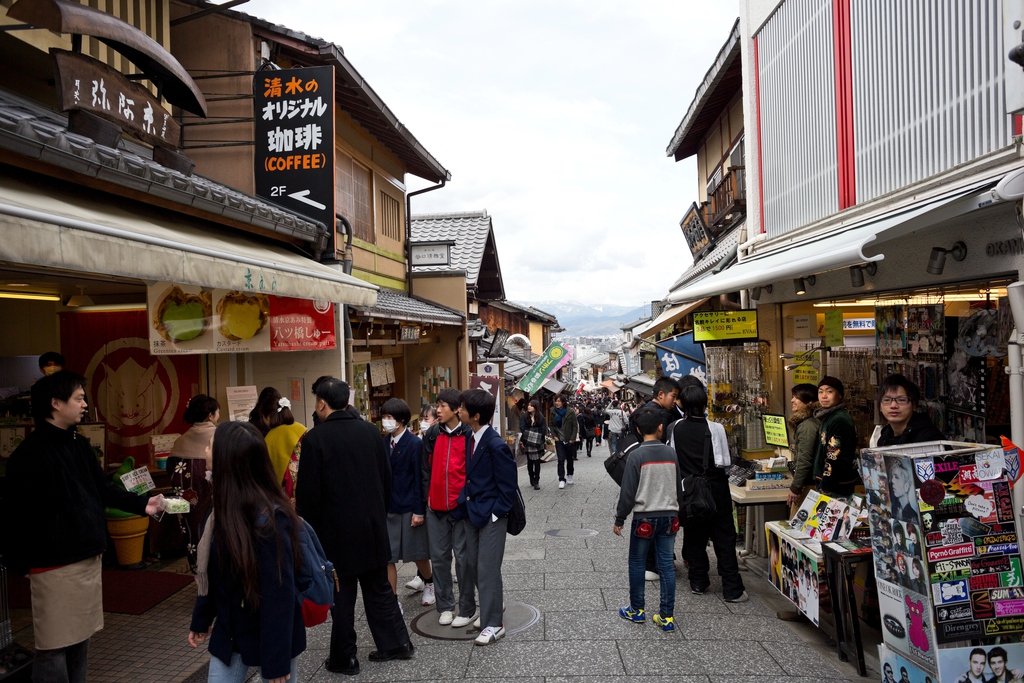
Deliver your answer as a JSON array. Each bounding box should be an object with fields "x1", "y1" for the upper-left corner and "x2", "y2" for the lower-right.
[{"x1": 244, "y1": 0, "x2": 739, "y2": 307}]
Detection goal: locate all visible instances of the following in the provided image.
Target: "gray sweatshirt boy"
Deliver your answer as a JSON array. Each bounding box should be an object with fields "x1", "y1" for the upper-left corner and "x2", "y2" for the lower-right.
[{"x1": 615, "y1": 441, "x2": 684, "y2": 526}]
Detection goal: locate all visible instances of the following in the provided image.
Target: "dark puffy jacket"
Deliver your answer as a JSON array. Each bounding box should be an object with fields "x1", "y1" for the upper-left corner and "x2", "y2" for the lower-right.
[{"x1": 813, "y1": 405, "x2": 860, "y2": 495}]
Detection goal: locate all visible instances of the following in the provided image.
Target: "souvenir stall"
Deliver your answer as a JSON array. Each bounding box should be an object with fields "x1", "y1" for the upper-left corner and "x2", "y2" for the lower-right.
[{"x1": 860, "y1": 439, "x2": 1024, "y2": 682}]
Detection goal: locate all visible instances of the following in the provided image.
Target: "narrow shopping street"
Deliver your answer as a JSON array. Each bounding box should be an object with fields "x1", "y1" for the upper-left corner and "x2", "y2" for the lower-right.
[{"x1": 175, "y1": 444, "x2": 862, "y2": 683}]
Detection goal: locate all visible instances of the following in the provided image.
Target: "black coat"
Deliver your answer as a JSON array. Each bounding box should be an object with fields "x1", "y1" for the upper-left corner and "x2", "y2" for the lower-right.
[
  {"x1": 2, "y1": 421, "x2": 148, "y2": 575},
  {"x1": 877, "y1": 412, "x2": 945, "y2": 447},
  {"x1": 294, "y1": 409, "x2": 392, "y2": 577}
]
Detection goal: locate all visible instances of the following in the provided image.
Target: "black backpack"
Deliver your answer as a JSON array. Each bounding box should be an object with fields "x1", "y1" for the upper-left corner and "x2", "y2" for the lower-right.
[
  {"x1": 678, "y1": 423, "x2": 718, "y2": 521},
  {"x1": 604, "y1": 433, "x2": 641, "y2": 485},
  {"x1": 506, "y1": 485, "x2": 527, "y2": 536}
]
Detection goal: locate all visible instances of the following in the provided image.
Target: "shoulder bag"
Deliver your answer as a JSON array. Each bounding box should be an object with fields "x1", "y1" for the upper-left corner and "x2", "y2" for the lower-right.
[{"x1": 679, "y1": 423, "x2": 717, "y2": 521}]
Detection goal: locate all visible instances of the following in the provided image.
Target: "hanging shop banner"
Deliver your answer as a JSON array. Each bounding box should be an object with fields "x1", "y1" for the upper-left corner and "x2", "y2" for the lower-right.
[
  {"x1": 824, "y1": 308, "x2": 844, "y2": 347},
  {"x1": 469, "y1": 374, "x2": 500, "y2": 425},
  {"x1": 762, "y1": 414, "x2": 789, "y2": 448},
  {"x1": 656, "y1": 333, "x2": 706, "y2": 383},
  {"x1": 693, "y1": 310, "x2": 758, "y2": 342},
  {"x1": 517, "y1": 342, "x2": 572, "y2": 394},
  {"x1": 876, "y1": 305, "x2": 907, "y2": 356},
  {"x1": 59, "y1": 310, "x2": 198, "y2": 468},
  {"x1": 148, "y1": 283, "x2": 335, "y2": 354},
  {"x1": 792, "y1": 352, "x2": 820, "y2": 384},
  {"x1": 253, "y1": 65, "x2": 335, "y2": 234}
]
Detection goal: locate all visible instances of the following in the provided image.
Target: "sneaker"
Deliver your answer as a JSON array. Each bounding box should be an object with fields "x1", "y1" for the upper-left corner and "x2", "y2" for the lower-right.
[
  {"x1": 725, "y1": 591, "x2": 750, "y2": 603},
  {"x1": 473, "y1": 604, "x2": 504, "y2": 629},
  {"x1": 452, "y1": 612, "x2": 477, "y2": 628},
  {"x1": 474, "y1": 625, "x2": 505, "y2": 645},
  {"x1": 567, "y1": 475, "x2": 574, "y2": 484},
  {"x1": 438, "y1": 610, "x2": 454, "y2": 625},
  {"x1": 558, "y1": 480, "x2": 566, "y2": 489},
  {"x1": 422, "y1": 583, "x2": 435, "y2": 606},
  {"x1": 691, "y1": 586, "x2": 707, "y2": 595},
  {"x1": 618, "y1": 605, "x2": 646, "y2": 623},
  {"x1": 645, "y1": 571, "x2": 659, "y2": 581},
  {"x1": 653, "y1": 614, "x2": 676, "y2": 632},
  {"x1": 405, "y1": 575, "x2": 425, "y2": 592},
  {"x1": 398, "y1": 602, "x2": 404, "y2": 616}
]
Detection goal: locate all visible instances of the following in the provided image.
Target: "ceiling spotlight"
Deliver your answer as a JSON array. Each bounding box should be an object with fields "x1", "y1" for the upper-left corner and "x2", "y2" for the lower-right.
[
  {"x1": 927, "y1": 241, "x2": 967, "y2": 275},
  {"x1": 849, "y1": 262, "x2": 877, "y2": 288},
  {"x1": 794, "y1": 275, "x2": 816, "y2": 296}
]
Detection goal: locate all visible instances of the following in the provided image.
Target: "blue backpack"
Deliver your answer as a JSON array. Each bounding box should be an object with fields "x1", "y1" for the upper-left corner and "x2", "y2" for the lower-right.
[{"x1": 295, "y1": 518, "x2": 337, "y2": 627}]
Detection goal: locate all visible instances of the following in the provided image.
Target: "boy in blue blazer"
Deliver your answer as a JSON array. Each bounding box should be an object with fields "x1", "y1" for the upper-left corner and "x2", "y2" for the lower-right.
[{"x1": 456, "y1": 389, "x2": 519, "y2": 646}]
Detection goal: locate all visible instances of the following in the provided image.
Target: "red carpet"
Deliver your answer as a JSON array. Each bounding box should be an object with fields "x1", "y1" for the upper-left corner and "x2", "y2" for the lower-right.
[{"x1": 7, "y1": 570, "x2": 194, "y2": 615}]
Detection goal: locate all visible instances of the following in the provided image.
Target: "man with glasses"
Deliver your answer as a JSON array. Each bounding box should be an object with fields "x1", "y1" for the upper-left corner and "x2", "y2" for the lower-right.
[{"x1": 876, "y1": 374, "x2": 944, "y2": 447}]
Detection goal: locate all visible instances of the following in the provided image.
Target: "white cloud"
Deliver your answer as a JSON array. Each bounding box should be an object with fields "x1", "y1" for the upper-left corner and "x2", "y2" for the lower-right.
[{"x1": 243, "y1": 0, "x2": 737, "y2": 306}]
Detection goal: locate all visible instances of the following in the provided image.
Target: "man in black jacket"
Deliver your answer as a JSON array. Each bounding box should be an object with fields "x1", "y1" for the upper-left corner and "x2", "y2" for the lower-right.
[
  {"x1": 2, "y1": 371, "x2": 162, "y2": 683},
  {"x1": 876, "y1": 374, "x2": 944, "y2": 447},
  {"x1": 295, "y1": 379, "x2": 413, "y2": 676}
]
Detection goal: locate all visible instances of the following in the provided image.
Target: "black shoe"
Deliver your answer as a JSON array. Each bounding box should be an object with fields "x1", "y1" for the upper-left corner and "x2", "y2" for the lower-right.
[
  {"x1": 326, "y1": 655, "x2": 360, "y2": 675},
  {"x1": 691, "y1": 585, "x2": 708, "y2": 595},
  {"x1": 533, "y1": 484, "x2": 540, "y2": 490},
  {"x1": 368, "y1": 642, "x2": 414, "y2": 662}
]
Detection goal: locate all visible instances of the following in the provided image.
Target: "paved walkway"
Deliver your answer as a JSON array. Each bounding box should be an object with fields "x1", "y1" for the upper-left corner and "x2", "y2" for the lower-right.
[{"x1": 268, "y1": 440, "x2": 872, "y2": 683}]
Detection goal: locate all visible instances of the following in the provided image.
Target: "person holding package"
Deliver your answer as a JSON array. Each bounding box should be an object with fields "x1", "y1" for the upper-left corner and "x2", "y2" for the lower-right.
[
  {"x1": 2, "y1": 371, "x2": 162, "y2": 683},
  {"x1": 813, "y1": 376, "x2": 861, "y2": 496},
  {"x1": 786, "y1": 383, "x2": 821, "y2": 515},
  {"x1": 614, "y1": 407, "x2": 684, "y2": 632}
]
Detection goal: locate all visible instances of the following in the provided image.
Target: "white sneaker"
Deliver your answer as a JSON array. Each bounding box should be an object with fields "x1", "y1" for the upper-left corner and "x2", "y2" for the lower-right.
[
  {"x1": 567, "y1": 475, "x2": 574, "y2": 485},
  {"x1": 645, "y1": 571, "x2": 659, "y2": 581},
  {"x1": 422, "y1": 582, "x2": 436, "y2": 606},
  {"x1": 438, "y1": 610, "x2": 454, "y2": 625},
  {"x1": 474, "y1": 625, "x2": 505, "y2": 645},
  {"x1": 558, "y1": 480, "x2": 566, "y2": 489},
  {"x1": 452, "y1": 612, "x2": 477, "y2": 628},
  {"x1": 398, "y1": 602, "x2": 404, "y2": 616},
  {"x1": 405, "y1": 575, "x2": 425, "y2": 592},
  {"x1": 474, "y1": 603, "x2": 506, "y2": 627}
]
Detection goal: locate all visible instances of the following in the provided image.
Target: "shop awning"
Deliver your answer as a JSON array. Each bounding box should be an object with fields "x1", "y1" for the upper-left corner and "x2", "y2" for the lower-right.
[
  {"x1": 637, "y1": 298, "x2": 708, "y2": 339},
  {"x1": 0, "y1": 175, "x2": 378, "y2": 306},
  {"x1": 542, "y1": 378, "x2": 565, "y2": 394},
  {"x1": 353, "y1": 288, "x2": 464, "y2": 326},
  {"x1": 666, "y1": 180, "x2": 1001, "y2": 303},
  {"x1": 600, "y1": 379, "x2": 619, "y2": 393},
  {"x1": 624, "y1": 380, "x2": 654, "y2": 397}
]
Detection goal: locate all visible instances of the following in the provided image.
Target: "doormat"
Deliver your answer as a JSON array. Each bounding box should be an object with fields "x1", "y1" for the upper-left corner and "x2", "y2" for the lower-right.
[{"x1": 7, "y1": 570, "x2": 194, "y2": 615}]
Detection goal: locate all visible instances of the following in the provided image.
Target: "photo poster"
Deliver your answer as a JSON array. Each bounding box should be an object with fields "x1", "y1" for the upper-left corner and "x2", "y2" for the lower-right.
[
  {"x1": 879, "y1": 644, "x2": 936, "y2": 683},
  {"x1": 148, "y1": 283, "x2": 214, "y2": 355},
  {"x1": 912, "y1": 449, "x2": 1024, "y2": 643},
  {"x1": 937, "y1": 643, "x2": 1024, "y2": 683},
  {"x1": 765, "y1": 523, "x2": 822, "y2": 625},
  {"x1": 876, "y1": 305, "x2": 907, "y2": 356},
  {"x1": 906, "y1": 304, "x2": 945, "y2": 356}
]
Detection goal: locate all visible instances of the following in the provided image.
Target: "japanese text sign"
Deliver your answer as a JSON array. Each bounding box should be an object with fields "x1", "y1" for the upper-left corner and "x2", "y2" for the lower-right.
[
  {"x1": 120, "y1": 466, "x2": 156, "y2": 495},
  {"x1": 693, "y1": 310, "x2": 758, "y2": 342},
  {"x1": 52, "y1": 50, "x2": 180, "y2": 150},
  {"x1": 762, "y1": 414, "x2": 789, "y2": 448},
  {"x1": 824, "y1": 308, "x2": 844, "y2": 347},
  {"x1": 253, "y1": 66, "x2": 335, "y2": 232},
  {"x1": 656, "y1": 333, "x2": 706, "y2": 383},
  {"x1": 517, "y1": 342, "x2": 572, "y2": 394}
]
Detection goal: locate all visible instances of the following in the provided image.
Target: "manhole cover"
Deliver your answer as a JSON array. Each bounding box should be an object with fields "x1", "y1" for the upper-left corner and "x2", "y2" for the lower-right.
[
  {"x1": 544, "y1": 528, "x2": 599, "y2": 538},
  {"x1": 410, "y1": 602, "x2": 540, "y2": 641}
]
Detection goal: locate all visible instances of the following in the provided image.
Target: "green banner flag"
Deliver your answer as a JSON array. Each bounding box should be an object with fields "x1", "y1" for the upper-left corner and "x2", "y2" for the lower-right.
[{"x1": 517, "y1": 342, "x2": 572, "y2": 394}]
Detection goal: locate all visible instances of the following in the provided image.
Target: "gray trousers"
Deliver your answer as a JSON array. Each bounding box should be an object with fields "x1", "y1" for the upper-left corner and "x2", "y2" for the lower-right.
[
  {"x1": 426, "y1": 509, "x2": 475, "y2": 615},
  {"x1": 462, "y1": 516, "x2": 509, "y2": 629},
  {"x1": 33, "y1": 639, "x2": 89, "y2": 683}
]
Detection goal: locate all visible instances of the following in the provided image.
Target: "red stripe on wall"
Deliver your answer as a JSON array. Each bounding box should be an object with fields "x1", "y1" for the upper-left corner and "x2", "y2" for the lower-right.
[
  {"x1": 833, "y1": 0, "x2": 856, "y2": 208},
  {"x1": 754, "y1": 35, "x2": 766, "y2": 235},
  {"x1": 1015, "y1": 115, "x2": 1023, "y2": 137}
]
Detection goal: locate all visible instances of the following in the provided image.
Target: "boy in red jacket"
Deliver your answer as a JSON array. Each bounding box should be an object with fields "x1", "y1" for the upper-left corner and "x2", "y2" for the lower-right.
[{"x1": 420, "y1": 388, "x2": 475, "y2": 627}]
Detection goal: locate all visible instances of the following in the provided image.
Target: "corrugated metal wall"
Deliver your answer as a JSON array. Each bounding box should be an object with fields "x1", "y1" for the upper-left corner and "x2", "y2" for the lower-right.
[
  {"x1": 757, "y1": 0, "x2": 838, "y2": 238},
  {"x1": 851, "y1": 0, "x2": 1011, "y2": 203}
]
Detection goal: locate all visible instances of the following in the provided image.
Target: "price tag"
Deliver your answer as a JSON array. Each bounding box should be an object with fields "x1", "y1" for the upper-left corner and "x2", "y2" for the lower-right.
[{"x1": 120, "y1": 466, "x2": 156, "y2": 495}]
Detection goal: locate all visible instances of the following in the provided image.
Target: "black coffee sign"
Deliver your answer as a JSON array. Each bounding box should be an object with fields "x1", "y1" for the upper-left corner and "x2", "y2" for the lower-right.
[{"x1": 253, "y1": 66, "x2": 335, "y2": 235}]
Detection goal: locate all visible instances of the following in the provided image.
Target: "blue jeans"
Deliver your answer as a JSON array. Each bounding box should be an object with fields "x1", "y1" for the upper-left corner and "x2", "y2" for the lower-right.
[
  {"x1": 207, "y1": 652, "x2": 298, "y2": 683},
  {"x1": 608, "y1": 431, "x2": 620, "y2": 455},
  {"x1": 555, "y1": 441, "x2": 575, "y2": 481},
  {"x1": 627, "y1": 516, "x2": 678, "y2": 616},
  {"x1": 33, "y1": 639, "x2": 89, "y2": 683}
]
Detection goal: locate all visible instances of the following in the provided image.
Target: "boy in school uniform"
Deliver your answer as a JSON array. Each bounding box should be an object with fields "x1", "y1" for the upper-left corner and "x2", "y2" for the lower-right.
[
  {"x1": 456, "y1": 389, "x2": 519, "y2": 646},
  {"x1": 613, "y1": 407, "x2": 685, "y2": 632}
]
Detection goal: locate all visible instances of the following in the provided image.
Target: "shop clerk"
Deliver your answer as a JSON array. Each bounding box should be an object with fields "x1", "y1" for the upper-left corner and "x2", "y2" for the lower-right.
[
  {"x1": 2, "y1": 371, "x2": 163, "y2": 683},
  {"x1": 875, "y1": 374, "x2": 944, "y2": 447}
]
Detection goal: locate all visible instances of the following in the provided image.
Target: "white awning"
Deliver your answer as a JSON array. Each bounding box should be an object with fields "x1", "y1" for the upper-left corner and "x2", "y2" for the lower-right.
[
  {"x1": 0, "y1": 174, "x2": 377, "y2": 306},
  {"x1": 667, "y1": 180, "x2": 1003, "y2": 303},
  {"x1": 637, "y1": 298, "x2": 708, "y2": 339}
]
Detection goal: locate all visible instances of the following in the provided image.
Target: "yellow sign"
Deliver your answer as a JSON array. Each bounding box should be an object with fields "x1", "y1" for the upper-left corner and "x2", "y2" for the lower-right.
[
  {"x1": 792, "y1": 353, "x2": 820, "y2": 384},
  {"x1": 824, "y1": 308, "x2": 844, "y2": 347},
  {"x1": 762, "y1": 414, "x2": 789, "y2": 448},
  {"x1": 693, "y1": 310, "x2": 758, "y2": 342}
]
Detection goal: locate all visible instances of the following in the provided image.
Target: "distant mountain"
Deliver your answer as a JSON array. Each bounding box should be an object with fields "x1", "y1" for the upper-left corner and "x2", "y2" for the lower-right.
[{"x1": 522, "y1": 301, "x2": 648, "y2": 337}]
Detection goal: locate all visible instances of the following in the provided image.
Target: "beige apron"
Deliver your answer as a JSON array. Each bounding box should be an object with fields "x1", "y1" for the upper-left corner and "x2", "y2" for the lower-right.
[{"x1": 30, "y1": 556, "x2": 104, "y2": 650}]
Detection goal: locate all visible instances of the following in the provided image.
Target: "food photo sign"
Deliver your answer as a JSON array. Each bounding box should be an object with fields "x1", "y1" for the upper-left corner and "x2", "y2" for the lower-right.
[{"x1": 148, "y1": 282, "x2": 335, "y2": 355}]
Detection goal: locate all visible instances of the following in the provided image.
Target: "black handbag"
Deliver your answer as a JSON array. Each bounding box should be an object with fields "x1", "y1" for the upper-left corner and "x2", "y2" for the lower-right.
[
  {"x1": 507, "y1": 485, "x2": 527, "y2": 536},
  {"x1": 679, "y1": 425, "x2": 717, "y2": 520},
  {"x1": 604, "y1": 434, "x2": 640, "y2": 485}
]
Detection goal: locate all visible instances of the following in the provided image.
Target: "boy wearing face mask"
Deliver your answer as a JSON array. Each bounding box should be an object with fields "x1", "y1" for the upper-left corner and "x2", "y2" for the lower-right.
[{"x1": 381, "y1": 398, "x2": 435, "y2": 609}]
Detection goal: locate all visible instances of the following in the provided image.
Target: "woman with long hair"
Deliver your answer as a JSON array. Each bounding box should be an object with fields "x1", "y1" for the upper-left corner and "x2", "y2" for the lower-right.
[
  {"x1": 520, "y1": 399, "x2": 547, "y2": 490},
  {"x1": 580, "y1": 406, "x2": 596, "y2": 457},
  {"x1": 168, "y1": 394, "x2": 219, "y2": 572},
  {"x1": 248, "y1": 386, "x2": 279, "y2": 436},
  {"x1": 189, "y1": 421, "x2": 305, "y2": 683},
  {"x1": 259, "y1": 391, "x2": 306, "y2": 486}
]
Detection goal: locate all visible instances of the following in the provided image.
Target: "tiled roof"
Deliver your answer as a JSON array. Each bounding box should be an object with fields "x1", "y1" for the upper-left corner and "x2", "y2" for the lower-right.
[
  {"x1": 353, "y1": 288, "x2": 464, "y2": 326},
  {"x1": 411, "y1": 211, "x2": 504, "y2": 295},
  {"x1": 503, "y1": 300, "x2": 559, "y2": 325},
  {"x1": 668, "y1": 222, "x2": 743, "y2": 292},
  {"x1": 0, "y1": 88, "x2": 323, "y2": 245},
  {"x1": 175, "y1": 0, "x2": 449, "y2": 183},
  {"x1": 620, "y1": 317, "x2": 652, "y2": 331}
]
